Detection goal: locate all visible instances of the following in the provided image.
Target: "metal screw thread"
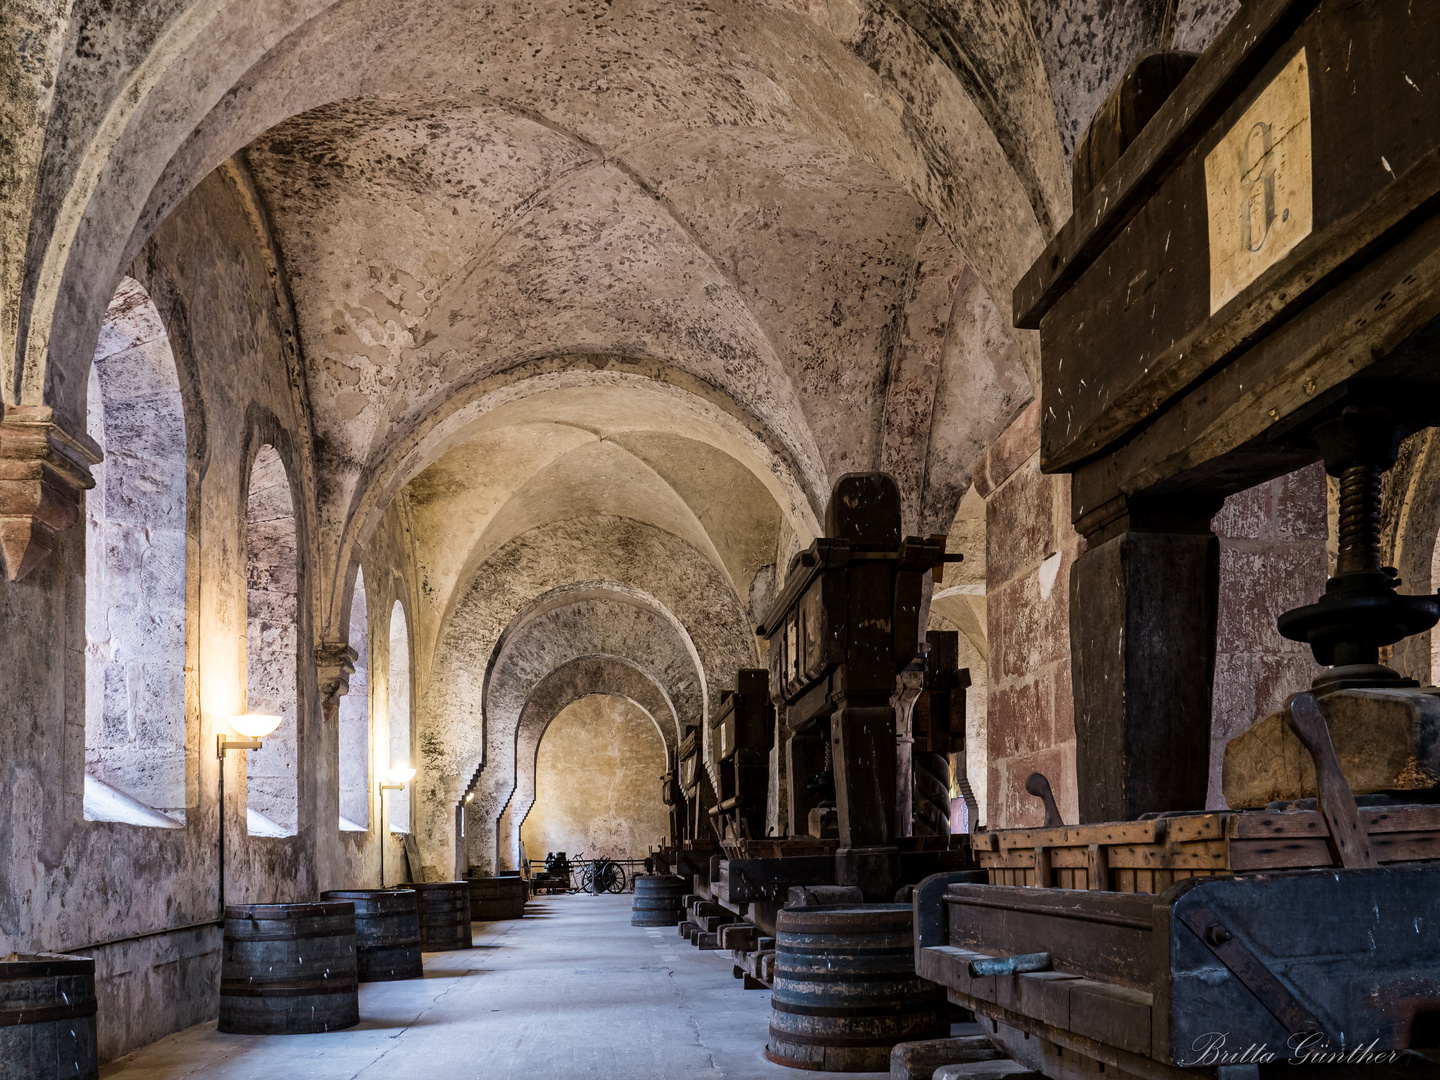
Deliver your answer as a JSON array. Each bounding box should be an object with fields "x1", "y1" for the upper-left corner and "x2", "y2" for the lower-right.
[{"x1": 1336, "y1": 463, "x2": 1383, "y2": 576}]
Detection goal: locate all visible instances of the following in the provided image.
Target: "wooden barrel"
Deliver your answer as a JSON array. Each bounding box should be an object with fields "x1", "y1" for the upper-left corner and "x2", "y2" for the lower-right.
[
  {"x1": 0, "y1": 954, "x2": 98, "y2": 1079},
  {"x1": 766, "y1": 904, "x2": 947, "y2": 1072},
  {"x1": 467, "y1": 877, "x2": 527, "y2": 921},
  {"x1": 631, "y1": 874, "x2": 686, "y2": 926},
  {"x1": 407, "y1": 882, "x2": 472, "y2": 951},
  {"x1": 219, "y1": 902, "x2": 359, "y2": 1035},
  {"x1": 321, "y1": 890, "x2": 423, "y2": 982}
]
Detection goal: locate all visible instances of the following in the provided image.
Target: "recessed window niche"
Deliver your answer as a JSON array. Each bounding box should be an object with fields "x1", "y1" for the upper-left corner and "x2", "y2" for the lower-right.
[{"x1": 83, "y1": 276, "x2": 187, "y2": 828}]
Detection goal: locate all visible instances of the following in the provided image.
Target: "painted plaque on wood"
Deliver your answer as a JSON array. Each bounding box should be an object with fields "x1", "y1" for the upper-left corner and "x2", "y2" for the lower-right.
[{"x1": 1205, "y1": 47, "x2": 1314, "y2": 314}]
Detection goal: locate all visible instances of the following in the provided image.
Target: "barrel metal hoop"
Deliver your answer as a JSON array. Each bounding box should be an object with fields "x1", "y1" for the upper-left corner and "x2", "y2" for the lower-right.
[
  {"x1": 224, "y1": 928, "x2": 356, "y2": 942},
  {"x1": 0, "y1": 999, "x2": 97, "y2": 1026},
  {"x1": 768, "y1": 1023, "x2": 948, "y2": 1048},
  {"x1": 775, "y1": 943, "x2": 913, "y2": 957},
  {"x1": 769, "y1": 997, "x2": 944, "y2": 1019},
  {"x1": 773, "y1": 969, "x2": 933, "y2": 984},
  {"x1": 220, "y1": 978, "x2": 359, "y2": 998}
]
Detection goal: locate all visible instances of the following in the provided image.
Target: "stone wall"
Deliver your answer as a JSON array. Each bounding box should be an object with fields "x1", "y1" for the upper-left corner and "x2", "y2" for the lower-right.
[
  {"x1": 0, "y1": 167, "x2": 326, "y2": 1063},
  {"x1": 519, "y1": 694, "x2": 669, "y2": 865},
  {"x1": 1208, "y1": 466, "x2": 1328, "y2": 805},
  {"x1": 974, "y1": 401, "x2": 1084, "y2": 828}
]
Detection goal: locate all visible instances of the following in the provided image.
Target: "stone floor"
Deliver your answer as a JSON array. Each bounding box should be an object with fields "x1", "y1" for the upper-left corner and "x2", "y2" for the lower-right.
[{"x1": 100, "y1": 892, "x2": 890, "y2": 1079}]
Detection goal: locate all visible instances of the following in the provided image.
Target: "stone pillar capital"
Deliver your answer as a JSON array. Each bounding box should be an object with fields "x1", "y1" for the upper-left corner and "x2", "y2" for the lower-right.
[
  {"x1": 0, "y1": 405, "x2": 102, "y2": 581},
  {"x1": 315, "y1": 641, "x2": 359, "y2": 721}
]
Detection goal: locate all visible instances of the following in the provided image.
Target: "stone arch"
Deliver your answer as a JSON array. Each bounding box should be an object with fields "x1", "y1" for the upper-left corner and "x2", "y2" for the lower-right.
[
  {"x1": 519, "y1": 693, "x2": 671, "y2": 867},
  {"x1": 489, "y1": 650, "x2": 679, "y2": 881},
  {"x1": 1380, "y1": 428, "x2": 1440, "y2": 683},
  {"x1": 491, "y1": 655, "x2": 676, "y2": 872},
  {"x1": 26, "y1": 0, "x2": 1067, "y2": 471},
  {"x1": 465, "y1": 587, "x2": 704, "y2": 873},
  {"x1": 82, "y1": 275, "x2": 188, "y2": 827},
  {"x1": 420, "y1": 515, "x2": 755, "y2": 878},
  {"x1": 245, "y1": 443, "x2": 299, "y2": 836},
  {"x1": 331, "y1": 361, "x2": 823, "y2": 634}
]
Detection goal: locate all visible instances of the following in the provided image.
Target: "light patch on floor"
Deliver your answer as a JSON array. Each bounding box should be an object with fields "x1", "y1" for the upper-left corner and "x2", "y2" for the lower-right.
[{"x1": 99, "y1": 894, "x2": 888, "y2": 1080}]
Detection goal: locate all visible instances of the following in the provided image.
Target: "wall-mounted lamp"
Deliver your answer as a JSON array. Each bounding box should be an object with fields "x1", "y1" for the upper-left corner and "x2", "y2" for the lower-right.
[
  {"x1": 465, "y1": 791, "x2": 475, "y2": 803},
  {"x1": 216, "y1": 713, "x2": 282, "y2": 910},
  {"x1": 378, "y1": 766, "x2": 416, "y2": 887},
  {"x1": 217, "y1": 713, "x2": 282, "y2": 758}
]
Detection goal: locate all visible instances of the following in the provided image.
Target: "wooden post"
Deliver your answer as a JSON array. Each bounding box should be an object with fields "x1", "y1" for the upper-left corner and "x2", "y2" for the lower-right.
[{"x1": 1069, "y1": 498, "x2": 1220, "y2": 822}]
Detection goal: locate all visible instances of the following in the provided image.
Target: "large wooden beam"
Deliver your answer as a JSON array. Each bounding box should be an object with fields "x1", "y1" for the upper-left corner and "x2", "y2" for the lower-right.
[{"x1": 1069, "y1": 501, "x2": 1219, "y2": 822}]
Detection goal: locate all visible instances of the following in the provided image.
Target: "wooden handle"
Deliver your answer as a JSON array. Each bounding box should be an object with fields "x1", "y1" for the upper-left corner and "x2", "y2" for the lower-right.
[
  {"x1": 1284, "y1": 692, "x2": 1373, "y2": 869},
  {"x1": 968, "y1": 951, "x2": 1053, "y2": 978},
  {"x1": 1025, "y1": 772, "x2": 1065, "y2": 828}
]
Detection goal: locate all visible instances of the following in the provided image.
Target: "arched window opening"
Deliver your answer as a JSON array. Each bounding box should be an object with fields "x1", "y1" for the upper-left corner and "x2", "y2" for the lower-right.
[
  {"x1": 388, "y1": 600, "x2": 411, "y2": 832},
  {"x1": 83, "y1": 276, "x2": 187, "y2": 828},
  {"x1": 245, "y1": 444, "x2": 299, "y2": 837},
  {"x1": 339, "y1": 567, "x2": 370, "y2": 832}
]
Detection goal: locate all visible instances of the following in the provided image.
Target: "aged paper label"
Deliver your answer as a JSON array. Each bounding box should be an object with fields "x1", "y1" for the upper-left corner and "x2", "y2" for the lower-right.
[{"x1": 1205, "y1": 47, "x2": 1313, "y2": 314}]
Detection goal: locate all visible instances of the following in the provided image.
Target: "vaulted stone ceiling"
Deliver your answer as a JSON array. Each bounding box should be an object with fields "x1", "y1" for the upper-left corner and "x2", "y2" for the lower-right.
[
  {"x1": 6, "y1": 0, "x2": 1242, "y2": 876},
  {"x1": 197, "y1": 1, "x2": 1049, "y2": 871}
]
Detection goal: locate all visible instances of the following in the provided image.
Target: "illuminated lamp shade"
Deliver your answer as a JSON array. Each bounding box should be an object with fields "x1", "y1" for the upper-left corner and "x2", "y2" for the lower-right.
[
  {"x1": 386, "y1": 766, "x2": 416, "y2": 785},
  {"x1": 232, "y1": 713, "x2": 283, "y2": 739}
]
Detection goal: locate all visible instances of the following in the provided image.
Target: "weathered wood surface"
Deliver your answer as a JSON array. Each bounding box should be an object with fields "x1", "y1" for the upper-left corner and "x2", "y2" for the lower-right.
[
  {"x1": 712, "y1": 669, "x2": 774, "y2": 844},
  {"x1": 467, "y1": 875, "x2": 528, "y2": 921},
  {"x1": 1283, "y1": 692, "x2": 1373, "y2": 868},
  {"x1": 921, "y1": 865, "x2": 1440, "y2": 1067},
  {"x1": 1069, "y1": 524, "x2": 1218, "y2": 822},
  {"x1": 218, "y1": 902, "x2": 360, "y2": 1034},
  {"x1": 890, "y1": 1034, "x2": 1003, "y2": 1080},
  {"x1": 767, "y1": 904, "x2": 947, "y2": 1073},
  {"x1": 631, "y1": 874, "x2": 687, "y2": 926},
  {"x1": 1023, "y1": 0, "x2": 1440, "y2": 479},
  {"x1": 407, "y1": 882, "x2": 472, "y2": 951},
  {"x1": 320, "y1": 889, "x2": 423, "y2": 982},
  {"x1": 0, "y1": 954, "x2": 98, "y2": 1079},
  {"x1": 976, "y1": 804, "x2": 1440, "y2": 890},
  {"x1": 757, "y1": 474, "x2": 954, "y2": 898}
]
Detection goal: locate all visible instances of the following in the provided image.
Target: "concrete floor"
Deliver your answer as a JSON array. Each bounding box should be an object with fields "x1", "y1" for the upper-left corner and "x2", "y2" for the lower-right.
[{"x1": 100, "y1": 892, "x2": 891, "y2": 1080}]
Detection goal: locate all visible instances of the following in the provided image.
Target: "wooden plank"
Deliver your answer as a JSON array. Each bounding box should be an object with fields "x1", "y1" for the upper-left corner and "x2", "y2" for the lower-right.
[
  {"x1": 1015, "y1": 971, "x2": 1084, "y2": 1031},
  {"x1": 1227, "y1": 837, "x2": 1333, "y2": 871},
  {"x1": 1106, "y1": 842, "x2": 1227, "y2": 870},
  {"x1": 1160, "y1": 815, "x2": 1224, "y2": 842},
  {"x1": 1067, "y1": 980, "x2": 1153, "y2": 1057},
  {"x1": 1228, "y1": 803, "x2": 1440, "y2": 838},
  {"x1": 994, "y1": 821, "x2": 1162, "y2": 851},
  {"x1": 1087, "y1": 844, "x2": 1110, "y2": 892},
  {"x1": 1371, "y1": 831, "x2": 1440, "y2": 864},
  {"x1": 1286, "y1": 693, "x2": 1374, "y2": 868}
]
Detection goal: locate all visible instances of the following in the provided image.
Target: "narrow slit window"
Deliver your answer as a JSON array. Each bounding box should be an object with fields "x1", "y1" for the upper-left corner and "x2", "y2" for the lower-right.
[
  {"x1": 245, "y1": 444, "x2": 299, "y2": 837},
  {"x1": 84, "y1": 277, "x2": 187, "y2": 828}
]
